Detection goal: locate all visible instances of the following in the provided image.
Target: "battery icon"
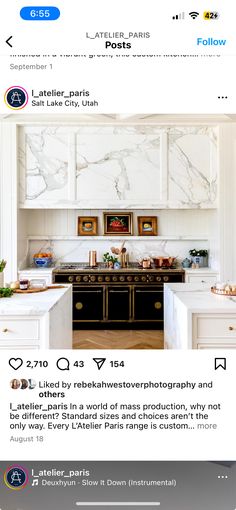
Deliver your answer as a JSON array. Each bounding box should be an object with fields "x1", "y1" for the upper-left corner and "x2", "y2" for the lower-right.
[{"x1": 203, "y1": 11, "x2": 220, "y2": 20}]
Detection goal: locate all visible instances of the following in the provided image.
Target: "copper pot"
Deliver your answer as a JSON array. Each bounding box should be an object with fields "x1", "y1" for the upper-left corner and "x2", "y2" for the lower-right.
[{"x1": 152, "y1": 256, "x2": 176, "y2": 268}]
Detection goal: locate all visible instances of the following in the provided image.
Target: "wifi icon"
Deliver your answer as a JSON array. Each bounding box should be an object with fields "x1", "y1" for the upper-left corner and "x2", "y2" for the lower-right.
[{"x1": 189, "y1": 11, "x2": 199, "y2": 19}]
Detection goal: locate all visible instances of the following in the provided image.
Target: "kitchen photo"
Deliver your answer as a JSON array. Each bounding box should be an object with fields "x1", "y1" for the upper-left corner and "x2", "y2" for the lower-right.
[{"x1": 0, "y1": 113, "x2": 236, "y2": 350}]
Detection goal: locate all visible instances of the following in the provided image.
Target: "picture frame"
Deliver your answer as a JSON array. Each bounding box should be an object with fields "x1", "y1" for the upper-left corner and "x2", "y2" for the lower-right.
[
  {"x1": 138, "y1": 216, "x2": 158, "y2": 236},
  {"x1": 103, "y1": 212, "x2": 133, "y2": 235},
  {"x1": 77, "y1": 217, "x2": 98, "y2": 236}
]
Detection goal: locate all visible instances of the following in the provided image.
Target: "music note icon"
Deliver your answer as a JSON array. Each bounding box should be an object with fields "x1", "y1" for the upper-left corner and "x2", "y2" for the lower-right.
[{"x1": 32, "y1": 479, "x2": 39, "y2": 486}]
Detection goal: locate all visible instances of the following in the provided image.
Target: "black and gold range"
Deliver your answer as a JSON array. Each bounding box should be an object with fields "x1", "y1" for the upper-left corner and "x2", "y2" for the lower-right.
[{"x1": 53, "y1": 265, "x2": 184, "y2": 330}]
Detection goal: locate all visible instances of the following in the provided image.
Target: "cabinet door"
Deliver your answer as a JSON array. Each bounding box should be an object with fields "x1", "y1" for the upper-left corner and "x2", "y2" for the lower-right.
[
  {"x1": 76, "y1": 128, "x2": 164, "y2": 207},
  {"x1": 73, "y1": 287, "x2": 104, "y2": 322},
  {"x1": 19, "y1": 127, "x2": 75, "y2": 207},
  {"x1": 134, "y1": 287, "x2": 163, "y2": 322},
  {"x1": 107, "y1": 287, "x2": 131, "y2": 321},
  {"x1": 167, "y1": 127, "x2": 217, "y2": 208}
]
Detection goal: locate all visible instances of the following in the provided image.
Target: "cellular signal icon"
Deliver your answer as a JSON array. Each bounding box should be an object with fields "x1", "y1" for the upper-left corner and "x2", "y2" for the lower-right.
[{"x1": 172, "y1": 12, "x2": 185, "y2": 20}]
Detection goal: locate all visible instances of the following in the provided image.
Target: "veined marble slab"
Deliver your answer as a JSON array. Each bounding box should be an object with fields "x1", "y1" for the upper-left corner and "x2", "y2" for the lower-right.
[
  {"x1": 0, "y1": 285, "x2": 71, "y2": 316},
  {"x1": 168, "y1": 127, "x2": 218, "y2": 207},
  {"x1": 19, "y1": 125, "x2": 218, "y2": 209},
  {"x1": 164, "y1": 283, "x2": 236, "y2": 349},
  {"x1": 165, "y1": 283, "x2": 236, "y2": 313}
]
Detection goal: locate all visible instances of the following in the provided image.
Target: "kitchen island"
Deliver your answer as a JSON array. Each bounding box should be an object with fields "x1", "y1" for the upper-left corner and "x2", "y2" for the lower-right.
[
  {"x1": 0, "y1": 285, "x2": 72, "y2": 349},
  {"x1": 164, "y1": 283, "x2": 236, "y2": 349}
]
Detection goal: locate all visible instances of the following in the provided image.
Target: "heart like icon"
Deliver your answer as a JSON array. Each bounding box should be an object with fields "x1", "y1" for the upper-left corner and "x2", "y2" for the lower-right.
[{"x1": 9, "y1": 358, "x2": 23, "y2": 370}]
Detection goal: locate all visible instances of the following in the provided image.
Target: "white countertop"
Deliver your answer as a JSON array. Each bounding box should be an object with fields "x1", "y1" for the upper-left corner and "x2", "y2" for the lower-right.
[
  {"x1": 18, "y1": 267, "x2": 54, "y2": 273},
  {"x1": 0, "y1": 285, "x2": 71, "y2": 316},
  {"x1": 184, "y1": 268, "x2": 218, "y2": 273},
  {"x1": 165, "y1": 283, "x2": 236, "y2": 313}
]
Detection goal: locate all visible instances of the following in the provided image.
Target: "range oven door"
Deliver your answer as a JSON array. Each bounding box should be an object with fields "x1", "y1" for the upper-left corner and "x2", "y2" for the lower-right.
[
  {"x1": 134, "y1": 286, "x2": 163, "y2": 322},
  {"x1": 73, "y1": 286, "x2": 104, "y2": 322}
]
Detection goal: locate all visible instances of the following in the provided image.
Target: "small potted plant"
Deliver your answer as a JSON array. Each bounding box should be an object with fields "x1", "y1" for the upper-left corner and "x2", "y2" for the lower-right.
[
  {"x1": 189, "y1": 249, "x2": 208, "y2": 267},
  {"x1": 103, "y1": 252, "x2": 118, "y2": 269},
  {"x1": 0, "y1": 260, "x2": 7, "y2": 287}
]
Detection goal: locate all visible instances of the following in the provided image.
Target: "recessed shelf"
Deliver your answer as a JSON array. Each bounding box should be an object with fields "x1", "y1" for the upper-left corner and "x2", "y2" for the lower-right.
[{"x1": 27, "y1": 235, "x2": 209, "y2": 241}]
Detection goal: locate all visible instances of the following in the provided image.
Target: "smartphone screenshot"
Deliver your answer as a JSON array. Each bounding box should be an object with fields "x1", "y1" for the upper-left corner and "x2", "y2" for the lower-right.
[{"x1": 0, "y1": 1, "x2": 236, "y2": 508}]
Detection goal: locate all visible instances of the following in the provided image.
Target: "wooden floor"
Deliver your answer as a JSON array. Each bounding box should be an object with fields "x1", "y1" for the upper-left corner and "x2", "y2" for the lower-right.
[{"x1": 73, "y1": 330, "x2": 164, "y2": 349}]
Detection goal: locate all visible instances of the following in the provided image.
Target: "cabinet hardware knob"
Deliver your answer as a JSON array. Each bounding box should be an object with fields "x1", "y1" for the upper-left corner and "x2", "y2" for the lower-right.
[
  {"x1": 154, "y1": 302, "x2": 162, "y2": 310},
  {"x1": 229, "y1": 326, "x2": 235, "y2": 331},
  {"x1": 2, "y1": 328, "x2": 8, "y2": 332},
  {"x1": 201, "y1": 280, "x2": 206, "y2": 283},
  {"x1": 75, "y1": 302, "x2": 83, "y2": 310}
]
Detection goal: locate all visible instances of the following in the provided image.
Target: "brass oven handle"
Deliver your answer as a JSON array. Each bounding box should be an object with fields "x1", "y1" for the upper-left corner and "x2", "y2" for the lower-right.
[
  {"x1": 135, "y1": 290, "x2": 163, "y2": 293},
  {"x1": 73, "y1": 290, "x2": 102, "y2": 293},
  {"x1": 109, "y1": 290, "x2": 129, "y2": 293}
]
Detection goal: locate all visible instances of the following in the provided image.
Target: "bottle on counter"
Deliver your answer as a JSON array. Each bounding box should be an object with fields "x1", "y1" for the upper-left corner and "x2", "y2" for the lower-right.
[{"x1": 19, "y1": 279, "x2": 29, "y2": 290}]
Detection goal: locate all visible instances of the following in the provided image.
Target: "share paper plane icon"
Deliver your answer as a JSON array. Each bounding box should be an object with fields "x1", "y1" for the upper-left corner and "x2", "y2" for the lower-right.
[{"x1": 93, "y1": 358, "x2": 106, "y2": 370}]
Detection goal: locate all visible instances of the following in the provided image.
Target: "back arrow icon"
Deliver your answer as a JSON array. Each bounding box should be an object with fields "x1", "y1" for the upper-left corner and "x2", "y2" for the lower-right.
[{"x1": 6, "y1": 36, "x2": 13, "y2": 48}]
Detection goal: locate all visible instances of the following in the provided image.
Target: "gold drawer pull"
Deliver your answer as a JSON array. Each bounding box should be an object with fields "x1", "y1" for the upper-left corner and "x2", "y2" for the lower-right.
[
  {"x1": 229, "y1": 326, "x2": 235, "y2": 331},
  {"x1": 75, "y1": 302, "x2": 83, "y2": 310},
  {"x1": 154, "y1": 302, "x2": 162, "y2": 310},
  {"x1": 2, "y1": 328, "x2": 8, "y2": 333}
]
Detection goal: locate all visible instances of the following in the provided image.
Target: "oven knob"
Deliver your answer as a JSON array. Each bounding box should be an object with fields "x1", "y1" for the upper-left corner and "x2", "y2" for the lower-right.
[
  {"x1": 149, "y1": 276, "x2": 154, "y2": 282},
  {"x1": 98, "y1": 276, "x2": 103, "y2": 282},
  {"x1": 163, "y1": 276, "x2": 169, "y2": 282},
  {"x1": 83, "y1": 276, "x2": 89, "y2": 282},
  {"x1": 141, "y1": 276, "x2": 146, "y2": 282},
  {"x1": 90, "y1": 276, "x2": 96, "y2": 282},
  {"x1": 105, "y1": 276, "x2": 111, "y2": 282},
  {"x1": 68, "y1": 276, "x2": 74, "y2": 283},
  {"x1": 134, "y1": 276, "x2": 139, "y2": 282},
  {"x1": 127, "y1": 276, "x2": 132, "y2": 282},
  {"x1": 76, "y1": 276, "x2": 81, "y2": 282},
  {"x1": 112, "y1": 276, "x2": 118, "y2": 282},
  {"x1": 119, "y1": 276, "x2": 125, "y2": 282},
  {"x1": 156, "y1": 276, "x2": 162, "y2": 282}
]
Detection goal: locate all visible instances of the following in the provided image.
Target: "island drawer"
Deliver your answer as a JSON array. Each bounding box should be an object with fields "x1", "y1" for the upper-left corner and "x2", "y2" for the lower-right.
[
  {"x1": 185, "y1": 275, "x2": 217, "y2": 284},
  {"x1": 193, "y1": 314, "x2": 236, "y2": 341},
  {"x1": 0, "y1": 319, "x2": 40, "y2": 341}
]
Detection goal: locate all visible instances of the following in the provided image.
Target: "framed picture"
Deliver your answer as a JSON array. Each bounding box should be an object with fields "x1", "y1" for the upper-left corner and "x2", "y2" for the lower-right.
[
  {"x1": 78, "y1": 217, "x2": 98, "y2": 236},
  {"x1": 138, "y1": 216, "x2": 158, "y2": 236},
  {"x1": 103, "y1": 212, "x2": 133, "y2": 235}
]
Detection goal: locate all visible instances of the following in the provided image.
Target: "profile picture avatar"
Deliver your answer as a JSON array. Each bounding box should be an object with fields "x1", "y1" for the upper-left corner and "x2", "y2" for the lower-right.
[
  {"x1": 4, "y1": 86, "x2": 28, "y2": 110},
  {"x1": 4, "y1": 465, "x2": 29, "y2": 490}
]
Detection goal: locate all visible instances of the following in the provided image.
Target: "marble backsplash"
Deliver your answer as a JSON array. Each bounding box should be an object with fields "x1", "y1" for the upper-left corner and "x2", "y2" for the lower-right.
[{"x1": 25, "y1": 238, "x2": 212, "y2": 269}]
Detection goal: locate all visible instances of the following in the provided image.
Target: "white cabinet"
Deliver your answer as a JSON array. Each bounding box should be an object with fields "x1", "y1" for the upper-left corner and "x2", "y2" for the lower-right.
[
  {"x1": 193, "y1": 313, "x2": 236, "y2": 349},
  {"x1": 164, "y1": 283, "x2": 236, "y2": 350},
  {"x1": 0, "y1": 286, "x2": 72, "y2": 349},
  {"x1": 185, "y1": 269, "x2": 219, "y2": 284},
  {"x1": 18, "y1": 125, "x2": 218, "y2": 209},
  {"x1": 18, "y1": 269, "x2": 53, "y2": 285},
  {"x1": 0, "y1": 316, "x2": 41, "y2": 348}
]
